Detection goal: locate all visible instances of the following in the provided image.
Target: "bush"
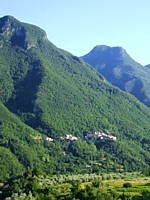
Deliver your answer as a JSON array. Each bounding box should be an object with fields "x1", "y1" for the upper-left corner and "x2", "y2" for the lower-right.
[{"x1": 123, "y1": 182, "x2": 132, "y2": 188}]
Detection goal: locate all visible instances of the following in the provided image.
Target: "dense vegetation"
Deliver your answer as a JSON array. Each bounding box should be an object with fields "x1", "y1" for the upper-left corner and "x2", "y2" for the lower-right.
[
  {"x1": 0, "y1": 171, "x2": 150, "y2": 199},
  {"x1": 81, "y1": 45, "x2": 150, "y2": 107},
  {"x1": 0, "y1": 16, "x2": 150, "y2": 180}
]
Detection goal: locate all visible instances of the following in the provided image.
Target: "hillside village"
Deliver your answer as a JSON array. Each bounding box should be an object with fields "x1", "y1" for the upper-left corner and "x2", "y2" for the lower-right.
[
  {"x1": 85, "y1": 132, "x2": 117, "y2": 140},
  {"x1": 60, "y1": 134, "x2": 78, "y2": 141},
  {"x1": 40, "y1": 132, "x2": 117, "y2": 142}
]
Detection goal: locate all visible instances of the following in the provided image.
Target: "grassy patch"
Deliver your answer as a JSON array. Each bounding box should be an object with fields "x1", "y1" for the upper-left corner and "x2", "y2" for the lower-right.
[{"x1": 103, "y1": 177, "x2": 150, "y2": 196}]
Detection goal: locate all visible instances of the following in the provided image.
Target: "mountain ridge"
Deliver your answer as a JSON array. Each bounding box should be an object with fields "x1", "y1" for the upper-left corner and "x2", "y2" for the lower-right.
[{"x1": 81, "y1": 45, "x2": 150, "y2": 107}]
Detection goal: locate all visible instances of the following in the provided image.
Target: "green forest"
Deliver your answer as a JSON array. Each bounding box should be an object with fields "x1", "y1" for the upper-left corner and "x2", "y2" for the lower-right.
[{"x1": 0, "y1": 16, "x2": 150, "y2": 199}]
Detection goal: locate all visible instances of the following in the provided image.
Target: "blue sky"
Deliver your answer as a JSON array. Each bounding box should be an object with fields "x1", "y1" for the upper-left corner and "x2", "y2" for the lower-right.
[{"x1": 1, "y1": 0, "x2": 150, "y2": 65}]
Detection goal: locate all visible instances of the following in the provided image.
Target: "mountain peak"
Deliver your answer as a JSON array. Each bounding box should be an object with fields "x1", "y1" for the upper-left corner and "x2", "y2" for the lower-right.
[
  {"x1": 91, "y1": 45, "x2": 126, "y2": 55},
  {"x1": 81, "y1": 45, "x2": 150, "y2": 107},
  {"x1": 0, "y1": 15, "x2": 17, "y2": 22},
  {"x1": 0, "y1": 15, "x2": 19, "y2": 35},
  {"x1": 82, "y1": 45, "x2": 132, "y2": 66},
  {"x1": 92, "y1": 45, "x2": 109, "y2": 52},
  {"x1": 2, "y1": 15, "x2": 17, "y2": 21},
  {"x1": 0, "y1": 15, "x2": 47, "y2": 50}
]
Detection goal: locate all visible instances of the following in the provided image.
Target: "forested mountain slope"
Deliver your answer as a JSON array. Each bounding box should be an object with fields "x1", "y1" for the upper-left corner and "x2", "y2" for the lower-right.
[
  {"x1": 0, "y1": 101, "x2": 45, "y2": 179},
  {"x1": 81, "y1": 45, "x2": 150, "y2": 107},
  {"x1": 1, "y1": 16, "x2": 150, "y2": 179}
]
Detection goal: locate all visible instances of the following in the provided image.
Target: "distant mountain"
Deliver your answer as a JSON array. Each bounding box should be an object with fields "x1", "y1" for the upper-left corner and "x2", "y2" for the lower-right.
[
  {"x1": 145, "y1": 64, "x2": 150, "y2": 69},
  {"x1": 1, "y1": 16, "x2": 150, "y2": 179},
  {"x1": 81, "y1": 45, "x2": 150, "y2": 107}
]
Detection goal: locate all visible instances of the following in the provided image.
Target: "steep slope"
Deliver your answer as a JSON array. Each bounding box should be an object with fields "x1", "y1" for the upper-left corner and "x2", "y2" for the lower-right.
[
  {"x1": 81, "y1": 45, "x2": 150, "y2": 107},
  {"x1": 0, "y1": 101, "x2": 49, "y2": 179},
  {"x1": 1, "y1": 16, "x2": 150, "y2": 178}
]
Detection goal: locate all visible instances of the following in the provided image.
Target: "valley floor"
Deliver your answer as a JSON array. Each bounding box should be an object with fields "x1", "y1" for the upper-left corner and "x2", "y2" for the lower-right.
[{"x1": 1, "y1": 172, "x2": 150, "y2": 199}]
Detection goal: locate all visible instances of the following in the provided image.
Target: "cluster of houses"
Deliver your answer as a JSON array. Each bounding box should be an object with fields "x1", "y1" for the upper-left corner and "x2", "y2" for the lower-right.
[
  {"x1": 85, "y1": 132, "x2": 117, "y2": 141},
  {"x1": 46, "y1": 136, "x2": 53, "y2": 142},
  {"x1": 35, "y1": 132, "x2": 116, "y2": 143},
  {"x1": 60, "y1": 132, "x2": 117, "y2": 141},
  {"x1": 34, "y1": 134, "x2": 78, "y2": 142},
  {"x1": 33, "y1": 135, "x2": 54, "y2": 142},
  {"x1": 60, "y1": 134, "x2": 78, "y2": 141},
  {"x1": 46, "y1": 134, "x2": 78, "y2": 142}
]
